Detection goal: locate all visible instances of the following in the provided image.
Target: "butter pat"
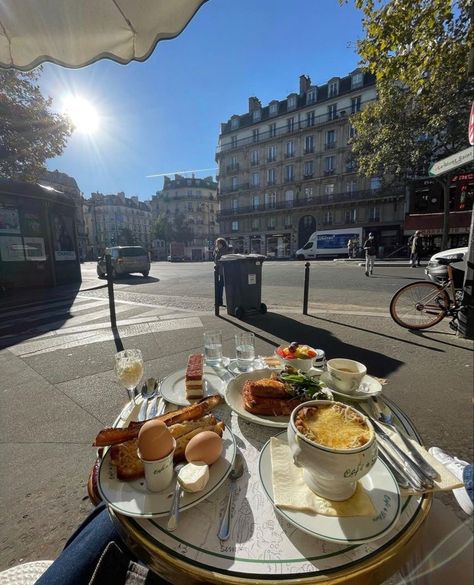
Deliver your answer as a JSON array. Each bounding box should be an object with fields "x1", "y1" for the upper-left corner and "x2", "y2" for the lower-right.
[{"x1": 177, "y1": 461, "x2": 210, "y2": 493}]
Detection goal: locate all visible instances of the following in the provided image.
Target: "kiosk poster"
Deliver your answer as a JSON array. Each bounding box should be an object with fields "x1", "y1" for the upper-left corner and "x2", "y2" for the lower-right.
[
  {"x1": 0, "y1": 207, "x2": 21, "y2": 234},
  {"x1": 0, "y1": 235, "x2": 26, "y2": 261},
  {"x1": 24, "y1": 237, "x2": 46, "y2": 261},
  {"x1": 52, "y1": 214, "x2": 76, "y2": 261}
]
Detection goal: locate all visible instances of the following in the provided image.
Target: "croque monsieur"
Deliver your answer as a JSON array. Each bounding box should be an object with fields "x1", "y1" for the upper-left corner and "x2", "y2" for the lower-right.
[
  {"x1": 242, "y1": 377, "x2": 305, "y2": 416},
  {"x1": 185, "y1": 353, "x2": 204, "y2": 399}
]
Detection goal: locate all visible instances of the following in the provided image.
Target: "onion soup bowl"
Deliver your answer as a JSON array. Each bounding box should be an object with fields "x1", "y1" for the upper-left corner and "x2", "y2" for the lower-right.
[
  {"x1": 287, "y1": 400, "x2": 378, "y2": 501},
  {"x1": 275, "y1": 343, "x2": 319, "y2": 373},
  {"x1": 326, "y1": 358, "x2": 367, "y2": 395}
]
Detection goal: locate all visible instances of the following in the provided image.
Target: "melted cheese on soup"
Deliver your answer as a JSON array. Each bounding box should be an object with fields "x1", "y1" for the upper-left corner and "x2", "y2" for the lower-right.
[{"x1": 295, "y1": 404, "x2": 371, "y2": 449}]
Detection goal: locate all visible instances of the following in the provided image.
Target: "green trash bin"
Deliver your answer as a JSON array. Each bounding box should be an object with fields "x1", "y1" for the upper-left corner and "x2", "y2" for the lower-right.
[{"x1": 220, "y1": 254, "x2": 267, "y2": 319}]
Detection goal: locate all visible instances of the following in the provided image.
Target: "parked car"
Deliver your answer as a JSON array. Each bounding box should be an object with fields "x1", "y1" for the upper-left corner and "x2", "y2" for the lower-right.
[
  {"x1": 425, "y1": 246, "x2": 467, "y2": 288},
  {"x1": 97, "y1": 246, "x2": 150, "y2": 278}
]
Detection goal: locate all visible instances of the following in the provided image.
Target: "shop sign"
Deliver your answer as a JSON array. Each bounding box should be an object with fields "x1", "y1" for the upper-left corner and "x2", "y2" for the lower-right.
[{"x1": 429, "y1": 147, "x2": 474, "y2": 176}]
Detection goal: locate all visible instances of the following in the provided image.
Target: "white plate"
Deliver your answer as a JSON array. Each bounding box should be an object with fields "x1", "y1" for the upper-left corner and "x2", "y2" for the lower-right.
[
  {"x1": 320, "y1": 373, "x2": 382, "y2": 401},
  {"x1": 98, "y1": 426, "x2": 236, "y2": 518},
  {"x1": 160, "y1": 366, "x2": 226, "y2": 406},
  {"x1": 259, "y1": 432, "x2": 401, "y2": 544},
  {"x1": 224, "y1": 369, "x2": 291, "y2": 428}
]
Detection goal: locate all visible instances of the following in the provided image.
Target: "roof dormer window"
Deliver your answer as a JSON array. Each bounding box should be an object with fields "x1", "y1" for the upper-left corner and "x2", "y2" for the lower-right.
[
  {"x1": 269, "y1": 102, "x2": 278, "y2": 116},
  {"x1": 352, "y1": 72, "x2": 363, "y2": 89},
  {"x1": 306, "y1": 90, "x2": 316, "y2": 105},
  {"x1": 230, "y1": 116, "x2": 239, "y2": 130},
  {"x1": 287, "y1": 95, "x2": 297, "y2": 110},
  {"x1": 252, "y1": 109, "x2": 261, "y2": 122},
  {"x1": 328, "y1": 80, "x2": 339, "y2": 97}
]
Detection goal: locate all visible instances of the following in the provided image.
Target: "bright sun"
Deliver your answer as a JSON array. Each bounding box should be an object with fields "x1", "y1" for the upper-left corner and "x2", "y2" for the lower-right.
[{"x1": 63, "y1": 96, "x2": 100, "y2": 135}]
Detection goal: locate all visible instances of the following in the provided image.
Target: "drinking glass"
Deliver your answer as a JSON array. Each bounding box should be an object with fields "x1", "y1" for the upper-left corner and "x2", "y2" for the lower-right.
[
  {"x1": 114, "y1": 349, "x2": 144, "y2": 419},
  {"x1": 235, "y1": 331, "x2": 255, "y2": 370},
  {"x1": 203, "y1": 331, "x2": 223, "y2": 364}
]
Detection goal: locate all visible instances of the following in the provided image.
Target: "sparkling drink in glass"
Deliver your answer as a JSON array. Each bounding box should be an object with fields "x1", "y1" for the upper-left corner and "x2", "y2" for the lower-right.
[
  {"x1": 235, "y1": 332, "x2": 255, "y2": 370},
  {"x1": 203, "y1": 331, "x2": 223, "y2": 364},
  {"x1": 114, "y1": 349, "x2": 144, "y2": 419}
]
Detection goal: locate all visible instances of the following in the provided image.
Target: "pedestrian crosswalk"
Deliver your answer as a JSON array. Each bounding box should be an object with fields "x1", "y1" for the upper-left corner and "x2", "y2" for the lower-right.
[{"x1": 0, "y1": 294, "x2": 205, "y2": 355}]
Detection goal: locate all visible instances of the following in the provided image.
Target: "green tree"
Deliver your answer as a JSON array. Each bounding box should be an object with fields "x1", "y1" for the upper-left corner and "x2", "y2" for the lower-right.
[
  {"x1": 174, "y1": 211, "x2": 194, "y2": 244},
  {"x1": 0, "y1": 68, "x2": 72, "y2": 181},
  {"x1": 346, "y1": 0, "x2": 473, "y2": 249},
  {"x1": 153, "y1": 214, "x2": 175, "y2": 243},
  {"x1": 118, "y1": 227, "x2": 136, "y2": 245}
]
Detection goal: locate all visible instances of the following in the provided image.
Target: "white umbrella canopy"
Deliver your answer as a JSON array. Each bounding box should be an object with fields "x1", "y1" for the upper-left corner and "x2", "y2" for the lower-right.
[{"x1": 0, "y1": 0, "x2": 207, "y2": 70}]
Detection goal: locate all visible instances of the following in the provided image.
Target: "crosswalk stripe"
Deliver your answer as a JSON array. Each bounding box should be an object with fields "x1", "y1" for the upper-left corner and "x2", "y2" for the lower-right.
[{"x1": 0, "y1": 295, "x2": 101, "y2": 319}]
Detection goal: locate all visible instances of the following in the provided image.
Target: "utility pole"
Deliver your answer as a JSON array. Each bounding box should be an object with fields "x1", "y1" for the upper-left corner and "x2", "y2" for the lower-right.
[{"x1": 457, "y1": 209, "x2": 474, "y2": 339}]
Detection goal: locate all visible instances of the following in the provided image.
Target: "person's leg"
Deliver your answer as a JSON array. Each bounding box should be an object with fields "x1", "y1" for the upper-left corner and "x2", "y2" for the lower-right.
[
  {"x1": 369, "y1": 255, "x2": 375, "y2": 274},
  {"x1": 429, "y1": 448, "x2": 473, "y2": 515},
  {"x1": 36, "y1": 504, "x2": 129, "y2": 585},
  {"x1": 464, "y1": 464, "x2": 473, "y2": 506},
  {"x1": 216, "y1": 275, "x2": 224, "y2": 305},
  {"x1": 365, "y1": 255, "x2": 370, "y2": 276}
]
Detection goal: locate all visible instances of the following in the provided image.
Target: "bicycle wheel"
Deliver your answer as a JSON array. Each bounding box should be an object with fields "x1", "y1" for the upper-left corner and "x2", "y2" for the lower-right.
[{"x1": 390, "y1": 281, "x2": 450, "y2": 330}]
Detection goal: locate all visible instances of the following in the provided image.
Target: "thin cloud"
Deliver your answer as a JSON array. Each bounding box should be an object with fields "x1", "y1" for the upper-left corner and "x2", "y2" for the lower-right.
[{"x1": 146, "y1": 167, "x2": 218, "y2": 178}]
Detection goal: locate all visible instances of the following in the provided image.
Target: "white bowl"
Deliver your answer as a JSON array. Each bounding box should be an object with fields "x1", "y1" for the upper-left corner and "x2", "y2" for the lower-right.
[
  {"x1": 326, "y1": 358, "x2": 367, "y2": 395},
  {"x1": 275, "y1": 346, "x2": 318, "y2": 372},
  {"x1": 287, "y1": 400, "x2": 377, "y2": 501}
]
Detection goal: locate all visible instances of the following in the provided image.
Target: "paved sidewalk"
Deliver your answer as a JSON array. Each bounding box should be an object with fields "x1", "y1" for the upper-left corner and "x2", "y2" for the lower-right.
[{"x1": 0, "y1": 294, "x2": 472, "y2": 570}]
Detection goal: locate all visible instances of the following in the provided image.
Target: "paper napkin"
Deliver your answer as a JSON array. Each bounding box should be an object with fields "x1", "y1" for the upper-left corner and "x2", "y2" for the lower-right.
[{"x1": 270, "y1": 437, "x2": 375, "y2": 517}]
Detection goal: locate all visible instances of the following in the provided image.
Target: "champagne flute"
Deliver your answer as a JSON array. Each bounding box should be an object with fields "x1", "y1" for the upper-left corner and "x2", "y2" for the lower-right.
[{"x1": 114, "y1": 349, "x2": 144, "y2": 419}]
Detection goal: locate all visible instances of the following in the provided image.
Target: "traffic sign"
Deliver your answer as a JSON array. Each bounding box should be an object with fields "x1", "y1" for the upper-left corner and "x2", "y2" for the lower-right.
[{"x1": 428, "y1": 146, "x2": 474, "y2": 177}]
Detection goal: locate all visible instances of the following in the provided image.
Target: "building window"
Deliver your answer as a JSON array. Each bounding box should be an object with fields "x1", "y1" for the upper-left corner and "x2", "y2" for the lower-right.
[
  {"x1": 285, "y1": 165, "x2": 294, "y2": 182},
  {"x1": 267, "y1": 218, "x2": 276, "y2": 230},
  {"x1": 369, "y1": 206, "x2": 380, "y2": 221},
  {"x1": 229, "y1": 156, "x2": 237, "y2": 170},
  {"x1": 351, "y1": 96, "x2": 361, "y2": 114},
  {"x1": 286, "y1": 140, "x2": 295, "y2": 157},
  {"x1": 231, "y1": 221, "x2": 239, "y2": 232},
  {"x1": 265, "y1": 192, "x2": 277, "y2": 209},
  {"x1": 231, "y1": 135, "x2": 238, "y2": 148},
  {"x1": 352, "y1": 72, "x2": 363, "y2": 88},
  {"x1": 252, "y1": 194, "x2": 260, "y2": 210},
  {"x1": 328, "y1": 104, "x2": 337, "y2": 121},
  {"x1": 231, "y1": 176, "x2": 238, "y2": 190},
  {"x1": 251, "y1": 217, "x2": 260, "y2": 230},
  {"x1": 269, "y1": 102, "x2": 278, "y2": 116},
  {"x1": 304, "y1": 187, "x2": 313, "y2": 200},
  {"x1": 328, "y1": 80, "x2": 339, "y2": 97},
  {"x1": 306, "y1": 90, "x2": 316, "y2": 104},
  {"x1": 370, "y1": 177, "x2": 382, "y2": 190},
  {"x1": 267, "y1": 168, "x2": 276, "y2": 186},
  {"x1": 349, "y1": 124, "x2": 356, "y2": 139},
  {"x1": 268, "y1": 145, "x2": 277, "y2": 162},
  {"x1": 345, "y1": 208, "x2": 357, "y2": 223},
  {"x1": 250, "y1": 150, "x2": 259, "y2": 166},
  {"x1": 306, "y1": 111, "x2": 315, "y2": 127},
  {"x1": 346, "y1": 181, "x2": 357, "y2": 193},
  {"x1": 284, "y1": 214, "x2": 292, "y2": 228},
  {"x1": 232, "y1": 199, "x2": 239, "y2": 211},
  {"x1": 304, "y1": 135, "x2": 314, "y2": 154},
  {"x1": 288, "y1": 95, "x2": 296, "y2": 109},
  {"x1": 287, "y1": 117, "x2": 295, "y2": 133},
  {"x1": 324, "y1": 210, "x2": 333, "y2": 225},
  {"x1": 325, "y1": 156, "x2": 336, "y2": 173},
  {"x1": 269, "y1": 123, "x2": 276, "y2": 138},
  {"x1": 325, "y1": 183, "x2": 335, "y2": 195},
  {"x1": 251, "y1": 172, "x2": 260, "y2": 187},
  {"x1": 187, "y1": 202, "x2": 193, "y2": 211},
  {"x1": 285, "y1": 190, "x2": 294, "y2": 207},
  {"x1": 252, "y1": 128, "x2": 259, "y2": 143},
  {"x1": 303, "y1": 160, "x2": 314, "y2": 178},
  {"x1": 230, "y1": 117, "x2": 239, "y2": 129},
  {"x1": 325, "y1": 129, "x2": 336, "y2": 149},
  {"x1": 252, "y1": 109, "x2": 261, "y2": 122}
]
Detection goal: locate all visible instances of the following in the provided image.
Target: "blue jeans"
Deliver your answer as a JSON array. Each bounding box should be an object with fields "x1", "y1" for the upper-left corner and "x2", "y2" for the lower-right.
[
  {"x1": 464, "y1": 464, "x2": 473, "y2": 505},
  {"x1": 36, "y1": 503, "x2": 168, "y2": 585}
]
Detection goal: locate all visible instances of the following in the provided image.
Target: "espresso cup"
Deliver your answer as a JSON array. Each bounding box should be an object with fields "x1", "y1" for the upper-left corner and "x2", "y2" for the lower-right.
[{"x1": 326, "y1": 359, "x2": 367, "y2": 395}]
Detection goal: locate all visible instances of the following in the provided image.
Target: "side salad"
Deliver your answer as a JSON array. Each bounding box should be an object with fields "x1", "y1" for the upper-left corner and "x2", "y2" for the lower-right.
[{"x1": 279, "y1": 367, "x2": 333, "y2": 401}]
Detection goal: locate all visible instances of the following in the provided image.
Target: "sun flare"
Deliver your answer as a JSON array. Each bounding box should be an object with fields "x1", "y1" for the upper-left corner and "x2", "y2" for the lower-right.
[{"x1": 63, "y1": 96, "x2": 100, "y2": 135}]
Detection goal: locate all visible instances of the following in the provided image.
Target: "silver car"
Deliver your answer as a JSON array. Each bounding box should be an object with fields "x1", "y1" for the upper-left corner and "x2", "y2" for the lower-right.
[
  {"x1": 97, "y1": 246, "x2": 150, "y2": 279},
  {"x1": 425, "y1": 246, "x2": 467, "y2": 288}
]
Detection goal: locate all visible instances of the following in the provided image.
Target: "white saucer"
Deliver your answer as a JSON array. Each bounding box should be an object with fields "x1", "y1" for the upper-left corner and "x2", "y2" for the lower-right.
[
  {"x1": 320, "y1": 372, "x2": 382, "y2": 401},
  {"x1": 225, "y1": 357, "x2": 266, "y2": 375}
]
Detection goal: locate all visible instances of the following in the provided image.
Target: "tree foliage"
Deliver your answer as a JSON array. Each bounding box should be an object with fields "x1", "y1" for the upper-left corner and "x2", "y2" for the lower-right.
[
  {"x1": 346, "y1": 0, "x2": 473, "y2": 181},
  {"x1": 118, "y1": 227, "x2": 137, "y2": 245},
  {"x1": 153, "y1": 212, "x2": 194, "y2": 244},
  {"x1": 0, "y1": 68, "x2": 72, "y2": 181}
]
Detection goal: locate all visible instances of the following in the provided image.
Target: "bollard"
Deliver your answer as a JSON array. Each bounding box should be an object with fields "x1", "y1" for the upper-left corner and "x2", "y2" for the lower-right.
[
  {"x1": 214, "y1": 264, "x2": 220, "y2": 316},
  {"x1": 303, "y1": 262, "x2": 310, "y2": 315},
  {"x1": 105, "y1": 253, "x2": 117, "y2": 327}
]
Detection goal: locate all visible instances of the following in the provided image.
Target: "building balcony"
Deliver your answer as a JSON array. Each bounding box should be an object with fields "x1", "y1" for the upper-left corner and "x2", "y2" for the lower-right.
[
  {"x1": 219, "y1": 182, "x2": 250, "y2": 195},
  {"x1": 284, "y1": 152, "x2": 295, "y2": 159},
  {"x1": 303, "y1": 173, "x2": 314, "y2": 180},
  {"x1": 368, "y1": 217, "x2": 381, "y2": 222},
  {"x1": 324, "y1": 169, "x2": 336, "y2": 176},
  {"x1": 325, "y1": 142, "x2": 336, "y2": 150},
  {"x1": 250, "y1": 160, "x2": 259, "y2": 166},
  {"x1": 226, "y1": 163, "x2": 240, "y2": 172},
  {"x1": 303, "y1": 147, "x2": 314, "y2": 154}
]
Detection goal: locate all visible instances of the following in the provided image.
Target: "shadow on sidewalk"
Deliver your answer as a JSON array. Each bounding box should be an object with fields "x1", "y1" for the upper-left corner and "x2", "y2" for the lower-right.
[{"x1": 219, "y1": 311, "x2": 403, "y2": 378}]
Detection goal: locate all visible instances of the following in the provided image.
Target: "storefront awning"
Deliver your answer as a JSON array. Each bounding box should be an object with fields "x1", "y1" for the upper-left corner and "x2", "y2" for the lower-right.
[{"x1": 404, "y1": 211, "x2": 472, "y2": 235}]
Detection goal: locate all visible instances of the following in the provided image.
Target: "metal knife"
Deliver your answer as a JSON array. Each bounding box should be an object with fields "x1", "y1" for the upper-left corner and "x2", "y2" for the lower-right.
[
  {"x1": 377, "y1": 442, "x2": 420, "y2": 491},
  {"x1": 370, "y1": 418, "x2": 434, "y2": 490}
]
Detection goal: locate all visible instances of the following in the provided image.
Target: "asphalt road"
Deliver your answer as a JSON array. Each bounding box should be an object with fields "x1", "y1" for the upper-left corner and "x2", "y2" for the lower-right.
[{"x1": 81, "y1": 259, "x2": 424, "y2": 313}]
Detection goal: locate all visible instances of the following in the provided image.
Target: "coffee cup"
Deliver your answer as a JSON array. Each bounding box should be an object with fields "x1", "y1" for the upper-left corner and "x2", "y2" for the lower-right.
[{"x1": 326, "y1": 359, "x2": 367, "y2": 395}]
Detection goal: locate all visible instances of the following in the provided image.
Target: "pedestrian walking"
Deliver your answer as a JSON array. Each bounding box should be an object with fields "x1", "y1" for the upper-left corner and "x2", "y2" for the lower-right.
[
  {"x1": 363, "y1": 233, "x2": 377, "y2": 276},
  {"x1": 214, "y1": 237, "x2": 230, "y2": 306},
  {"x1": 347, "y1": 239, "x2": 354, "y2": 259},
  {"x1": 409, "y1": 230, "x2": 423, "y2": 267}
]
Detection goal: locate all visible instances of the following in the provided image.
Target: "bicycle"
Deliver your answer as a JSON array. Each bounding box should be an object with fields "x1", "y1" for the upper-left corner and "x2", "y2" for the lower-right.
[{"x1": 389, "y1": 257, "x2": 465, "y2": 330}]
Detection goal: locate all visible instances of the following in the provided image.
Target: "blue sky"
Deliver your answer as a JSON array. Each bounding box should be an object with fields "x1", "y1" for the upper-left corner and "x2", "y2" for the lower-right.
[{"x1": 40, "y1": 0, "x2": 365, "y2": 200}]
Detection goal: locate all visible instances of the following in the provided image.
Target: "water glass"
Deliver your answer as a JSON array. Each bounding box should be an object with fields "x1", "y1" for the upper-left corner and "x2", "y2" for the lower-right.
[
  {"x1": 235, "y1": 332, "x2": 255, "y2": 370},
  {"x1": 204, "y1": 331, "x2": 223, "y2": 364}
]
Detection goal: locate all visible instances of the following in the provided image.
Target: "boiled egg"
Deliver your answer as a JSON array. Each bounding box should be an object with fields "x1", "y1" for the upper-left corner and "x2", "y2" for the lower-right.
[
  {"x1": 185, "y1": 431, "x2": 223, "y2": 465},
  {"x1": 138, "y1": 419, "x2": 174, "y2": 461}
]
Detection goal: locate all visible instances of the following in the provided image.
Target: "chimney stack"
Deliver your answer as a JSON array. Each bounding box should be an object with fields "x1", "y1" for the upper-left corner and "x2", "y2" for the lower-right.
[
  {"x1": 299, "y1": 75, "x2": 311, "y2": 94},
  {"x1": 248, "y1": 96, "x2": 261, "y2": 112}
]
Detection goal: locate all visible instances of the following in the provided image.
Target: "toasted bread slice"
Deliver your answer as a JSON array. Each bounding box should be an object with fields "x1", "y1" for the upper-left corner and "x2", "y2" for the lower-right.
[
  {"x1": 168, "y1": 415, "x2": 217, "y2": 439},
  {"x1": 109, "y1": 439, "x2": 144, "y2": 481}
]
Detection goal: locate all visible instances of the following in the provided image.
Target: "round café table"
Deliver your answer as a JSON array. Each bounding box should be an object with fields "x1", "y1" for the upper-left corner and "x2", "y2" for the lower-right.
[{"x1": 109, "y1": 397, "x2": 431, "y2": 585}]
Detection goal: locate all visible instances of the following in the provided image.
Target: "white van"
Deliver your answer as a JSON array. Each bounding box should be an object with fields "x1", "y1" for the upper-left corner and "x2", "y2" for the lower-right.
[{"x1": 295, "y1": 228, "x2": 363, "y2": 259}]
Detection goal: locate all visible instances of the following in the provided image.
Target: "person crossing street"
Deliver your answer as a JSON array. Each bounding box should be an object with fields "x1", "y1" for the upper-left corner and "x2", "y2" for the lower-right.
[{"x1": 363, "y1": 233, "x2": 377, "y2": 276}]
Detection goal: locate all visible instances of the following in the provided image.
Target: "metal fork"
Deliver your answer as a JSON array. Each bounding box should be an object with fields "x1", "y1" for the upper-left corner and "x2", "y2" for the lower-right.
[{"x1": 371, "y1": 397, "x2": 439, "y2": 480}]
